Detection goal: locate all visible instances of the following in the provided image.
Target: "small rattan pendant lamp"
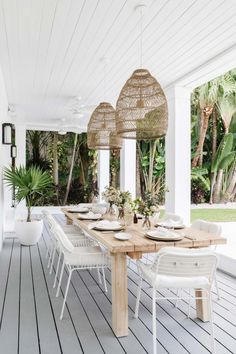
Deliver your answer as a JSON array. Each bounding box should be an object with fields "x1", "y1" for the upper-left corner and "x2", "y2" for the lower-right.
[
  {"x1": 87, "y1": 59, "x2": 122, "y2": 150},
  {"x1": 87, "y1": 102, "x2": 122, "y2": 150},
  {"x1": 115, "y1": 5, "x2": 168, "y2": 140}
]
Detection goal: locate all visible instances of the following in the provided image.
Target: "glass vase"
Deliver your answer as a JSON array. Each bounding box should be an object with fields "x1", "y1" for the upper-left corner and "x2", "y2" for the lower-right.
[
  {"x1": 142, "y1": 215, "x2": 151, "y2": 230},
  {"x1": 108, "y1": 203, "x2": 116, "y2": 216}
]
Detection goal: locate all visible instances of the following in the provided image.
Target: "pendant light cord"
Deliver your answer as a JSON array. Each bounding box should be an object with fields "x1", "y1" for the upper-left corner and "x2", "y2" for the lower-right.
[
  {"x1": 103, "y1": 59, "x2": 107, "y2": 102},
  {"x1": 140, "y1": 6, "x2": 143, "y2": 68}
]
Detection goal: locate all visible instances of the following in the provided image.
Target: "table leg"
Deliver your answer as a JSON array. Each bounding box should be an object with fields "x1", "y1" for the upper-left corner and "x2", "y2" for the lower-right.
[
  {"x1": 66, "y1": 216, "x2": 73, "y2": 225},
  {"x1": 195, "y1": 289, "x2": 210, "y2": 322},
  {"x1": 111, "y1": 253, "x2": 128, "y2": 337}
]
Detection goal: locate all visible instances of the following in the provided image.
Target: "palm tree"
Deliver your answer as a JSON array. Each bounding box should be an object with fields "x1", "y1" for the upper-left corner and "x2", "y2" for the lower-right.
[
  {"x1": 192, "y1": 72, "x2": 236, "y2": 168},
  {"x1": 210, "y1": 133, "x2": 235, "y2": 203},
  {"x1": 217, "y1": 94, "x2": 236, "y2": 133}
]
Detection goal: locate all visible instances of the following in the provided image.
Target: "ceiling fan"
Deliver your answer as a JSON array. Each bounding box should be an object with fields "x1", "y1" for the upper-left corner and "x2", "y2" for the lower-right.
[
  {"x1": 67, "y1": 96, "x2": 96, "y2": 116},
  {"x1": 57, "y1": 118, "x2": 86, "y2": 135}
]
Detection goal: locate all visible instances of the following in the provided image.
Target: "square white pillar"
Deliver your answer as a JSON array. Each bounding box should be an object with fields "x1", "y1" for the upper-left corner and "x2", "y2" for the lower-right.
[
  {"x1": 120, "y1": 139, "x2": 136, "y2": 199},
  {"x1": 15, "y1": 124, "x2": 26, "y2": 167},
  {"x1": 98, "y1": 150, "x2": 110, "y2": 202},
  {"x1": 164, "y1": 86, "x2": 191, "y2": 225}
]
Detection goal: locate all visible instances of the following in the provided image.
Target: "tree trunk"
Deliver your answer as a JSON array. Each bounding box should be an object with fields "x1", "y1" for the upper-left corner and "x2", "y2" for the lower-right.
[
  {"x1": 192, "y1": 107, "x2": 213, "y2": 167},
  {"x1": 211, "y1": 106, "x2": 217, "y2": 161},
  {"x1": 209, "y1": 107, "x2": 218, "y2": 203},
  {"x1": 147, "y1": 140, "x2": 157, "y2": 193},
  {"x1": 209, "y1": 172, "x2": 216, "y2": 204},
  {"x1": 222, "y1": 162, "x2": 236, "y2": 202},
  {"x1": 63, "y1": 133, "x2": 78, "y2": 205},
  {"x1": 27, "y1": 207, "x2": 31, "y2": 222},
  {"x1": 136, "y1": 147, "x2": 141, "y2": 197},
  {"x1": 52, "y1": 133, "x2": 59, "y2": 204},
  {"x1": 212, "y1": 169, "x2": 224, "y2": 203}
]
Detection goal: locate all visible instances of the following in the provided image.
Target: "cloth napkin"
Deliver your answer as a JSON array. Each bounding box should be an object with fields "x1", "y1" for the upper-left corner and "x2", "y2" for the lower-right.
[
  {"x1": 88, "y1": 220, "x2": 120, "y2": 230},
  {"x1": 164, "y1": 219, "x2": 181, "y2": 226},
  {"x1": 78, "y1": 211, "x2": 101, "y2": 219},
  {"x1": 156, "y1": 226, "x2": 169, "y2": 236},
  {"x1": 156, "y1": 226, "x2": 177, "y2": 238}
]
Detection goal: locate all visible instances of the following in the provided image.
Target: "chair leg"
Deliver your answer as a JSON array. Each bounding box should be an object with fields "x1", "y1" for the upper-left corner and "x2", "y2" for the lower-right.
[
  {"x1": 175, "y1": 288, "x2": 181, "y2": 308},
  {"x1": 102, "y1": 268, "x2": 107, "y2": 292},
  {"x1": 134, "y1": 277, "x2": 142, "y2": 318},
  {"x1": 209, "y1": 292, "x2": 215, "y2": 353},
  {"x1": 97, "y1": 268, "x2": 102, "y2": 284},
  {"x1": 56, "y1": 260, "x2": 65, "y2": 297},
  {"x1": 215, "y1": 275, "x2": 220, "y2": 300},
  {"x1": 60, "y1": 269, "x2": 72, "y2": 320},
  {"x1": 47, "y1": 243, "x2": 54, "y2": 268},
  {"x1": 45, "y1": 242, "x2": 49, "y2": 259},
  {"x1": 49, "y1": 246, "x2": 56, "y2": 275},
  {"x1": 188, "y1": 288, "x2": 191, "y2": 318},
  {"x1": 152, "y1": 288, "x2": 157, "y2": 354},
  {"x1": 53, "y1": 250, "x2": 62, "y2": 289}
]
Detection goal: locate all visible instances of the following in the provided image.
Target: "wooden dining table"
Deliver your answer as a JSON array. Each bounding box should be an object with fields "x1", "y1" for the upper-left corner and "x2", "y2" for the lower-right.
[{"x1": 62, "y1": 209, "x2": 227, "y2": 338}]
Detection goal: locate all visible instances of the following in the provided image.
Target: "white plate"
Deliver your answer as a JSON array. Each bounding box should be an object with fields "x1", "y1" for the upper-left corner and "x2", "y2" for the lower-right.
[
  {"x1": 155, "y1": 222, "x2": 185, "y2": 230},
  {"x1": 94, "y1": 225, "x2": 123, "y2": 231},
  {"x1": 68, "y1": 208, "x2": 89, "y2": 213},
  {"x1": 78, "y1": 213, "x2": 102, "y2": 220},
  {"x1": 114, "y1": 232, "x2": 132, "y2": 241},
  {"x1": 145, "y1": 230, "x2": 183, "y2": 241}
]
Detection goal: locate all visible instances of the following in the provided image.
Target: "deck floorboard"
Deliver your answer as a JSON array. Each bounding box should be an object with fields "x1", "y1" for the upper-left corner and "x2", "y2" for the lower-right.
[{"x1": 0, "y1": 215, "x2": 235, "y2": 354}]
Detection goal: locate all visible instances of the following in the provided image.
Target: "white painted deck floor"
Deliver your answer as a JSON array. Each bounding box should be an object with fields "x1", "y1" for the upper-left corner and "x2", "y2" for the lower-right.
[{"x1": 0, "y1": 215, "x2": 236, "y2": 354}]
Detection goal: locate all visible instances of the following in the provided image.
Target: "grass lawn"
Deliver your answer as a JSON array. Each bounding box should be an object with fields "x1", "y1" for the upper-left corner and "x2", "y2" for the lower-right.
[{"x1": 191, "y1": 209, "x2": 236, "y2": 222}]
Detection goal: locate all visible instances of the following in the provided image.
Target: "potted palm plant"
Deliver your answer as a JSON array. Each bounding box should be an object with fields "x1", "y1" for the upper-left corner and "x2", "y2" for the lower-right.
[{"x1": 4, "y1": 165, "x2": 52, "y2": 245}]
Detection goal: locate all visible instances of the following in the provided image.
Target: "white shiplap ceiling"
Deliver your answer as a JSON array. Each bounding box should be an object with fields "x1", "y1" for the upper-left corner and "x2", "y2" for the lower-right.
[{"x1": 0, "y1": 0, "x2": 236, "y2": 131}]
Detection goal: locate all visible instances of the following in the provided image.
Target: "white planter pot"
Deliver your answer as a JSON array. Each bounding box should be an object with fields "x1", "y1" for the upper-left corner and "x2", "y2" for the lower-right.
[{"x1": 15, "y1": 219, "x2": 43, "y2": 246}]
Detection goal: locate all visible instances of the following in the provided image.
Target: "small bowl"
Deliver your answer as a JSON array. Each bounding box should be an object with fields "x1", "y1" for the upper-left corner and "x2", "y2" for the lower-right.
[{"x1": 114, "y1": 232, "x2": 132, "y2": 241}]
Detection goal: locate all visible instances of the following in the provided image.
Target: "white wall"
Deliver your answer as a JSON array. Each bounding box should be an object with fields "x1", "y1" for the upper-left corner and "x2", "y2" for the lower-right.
[{"x1": 0, "y1": 67, "x2": 9, "y2": 250}]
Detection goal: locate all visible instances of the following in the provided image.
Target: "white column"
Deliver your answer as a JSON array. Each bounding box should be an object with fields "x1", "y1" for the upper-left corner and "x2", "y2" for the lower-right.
[
  {"x1": 98, "y1": 150, "x2": 110, "y2": 202},
  {"x1": 164, "y1": 86, "x2": 191, "y2": 225},
  {"x1": 120, "y1": 139, "x2": 136, "y2": 199},
  {"x1": 15, "y1": 124, "x2": 26, "y2": 167}
]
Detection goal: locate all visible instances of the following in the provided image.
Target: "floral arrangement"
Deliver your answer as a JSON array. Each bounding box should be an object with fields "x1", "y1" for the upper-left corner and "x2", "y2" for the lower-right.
[
  {"x1": 102, "y1": 186, "x2": 120, "y2": 205},
  {"x1": 133, "y1": 192, "x2": 159, "y2": 217},
  {"x1": 102, "y1": 186, "x2": 132, "y2": 218}
]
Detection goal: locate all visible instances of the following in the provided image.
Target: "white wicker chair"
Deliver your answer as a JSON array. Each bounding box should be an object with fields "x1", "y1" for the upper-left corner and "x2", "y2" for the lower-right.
[
  {"x1": 191, "y1": 219, "x2": 222, "y2": 300},
  {"x1": 42, "y1": 211, "x2": 106, "y2": 291},
  {"x1": 134, "y1": 247, "x2": 217, "y2": 354},
  {"x1": 159, "y1": 212, "x2": 183, "y2": 224},
  {"x1": 53, "y1": 224, "x2": 110, "y2": 320}
]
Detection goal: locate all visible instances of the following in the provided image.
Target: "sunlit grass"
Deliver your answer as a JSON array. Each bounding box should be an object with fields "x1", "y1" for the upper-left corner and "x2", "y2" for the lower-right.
[
  {"x1": 159, "y1": 208, "x2": 236, "y2": 222},
  {"x1": 191, "y1": 209, "x2": 236, "y2": 222}
]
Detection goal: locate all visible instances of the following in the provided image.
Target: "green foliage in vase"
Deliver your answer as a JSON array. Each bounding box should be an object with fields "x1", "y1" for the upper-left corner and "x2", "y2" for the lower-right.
[{"x1": 4, "y1": 166, "x2": 52, "y2": 222}]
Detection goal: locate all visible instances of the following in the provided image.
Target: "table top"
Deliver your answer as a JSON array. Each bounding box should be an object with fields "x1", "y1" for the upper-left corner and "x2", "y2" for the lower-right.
[{"x1": 62, "y1": 209, "x2": 227, "y2": 255}]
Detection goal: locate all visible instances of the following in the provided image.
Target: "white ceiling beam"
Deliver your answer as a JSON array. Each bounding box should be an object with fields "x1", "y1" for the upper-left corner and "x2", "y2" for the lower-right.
[{"x1": 169, "y1": 43, "x2": 236, "y2": 89}]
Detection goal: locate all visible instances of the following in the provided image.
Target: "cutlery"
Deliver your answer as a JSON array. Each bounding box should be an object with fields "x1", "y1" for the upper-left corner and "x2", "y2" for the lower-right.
[{"x1": 184, "y1": 235, "x2": 197, "y2": 241}]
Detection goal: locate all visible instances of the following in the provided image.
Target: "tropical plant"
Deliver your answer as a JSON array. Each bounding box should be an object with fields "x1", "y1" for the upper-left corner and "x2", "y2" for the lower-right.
[
  {"x1": 137, "y1": 138, "x2": 165, "y2": 199},
  {"x1": 27, "y1": 130, "x2": 52, "y2": 170},
  {"x1": 210, "y1": 133, "x2": 235, "y2": 203},
  {"x1": 192, "y1": 72, "x2": 236, "y2": 168},
  {"x1": 4, "y1": 166, "x2": 52, "y2": 222}
]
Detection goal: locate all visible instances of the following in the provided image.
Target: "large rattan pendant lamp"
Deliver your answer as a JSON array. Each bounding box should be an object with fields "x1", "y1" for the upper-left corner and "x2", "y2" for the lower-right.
[
  {"x1": 116, "y1": 4, "x2": 168, "y2": 140},
  {"x1": 87, "y1": 59, "x2": 122, "y2": 150}
]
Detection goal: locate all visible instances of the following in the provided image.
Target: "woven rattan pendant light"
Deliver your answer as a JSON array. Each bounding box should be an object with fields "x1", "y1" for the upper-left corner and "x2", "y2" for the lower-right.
[
  {"x1": 87, "y1": 102, "x2": 122, "y2": 150},
  {"x1": 115, "y1": 5, "x2": 168, "y2": 140}
]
